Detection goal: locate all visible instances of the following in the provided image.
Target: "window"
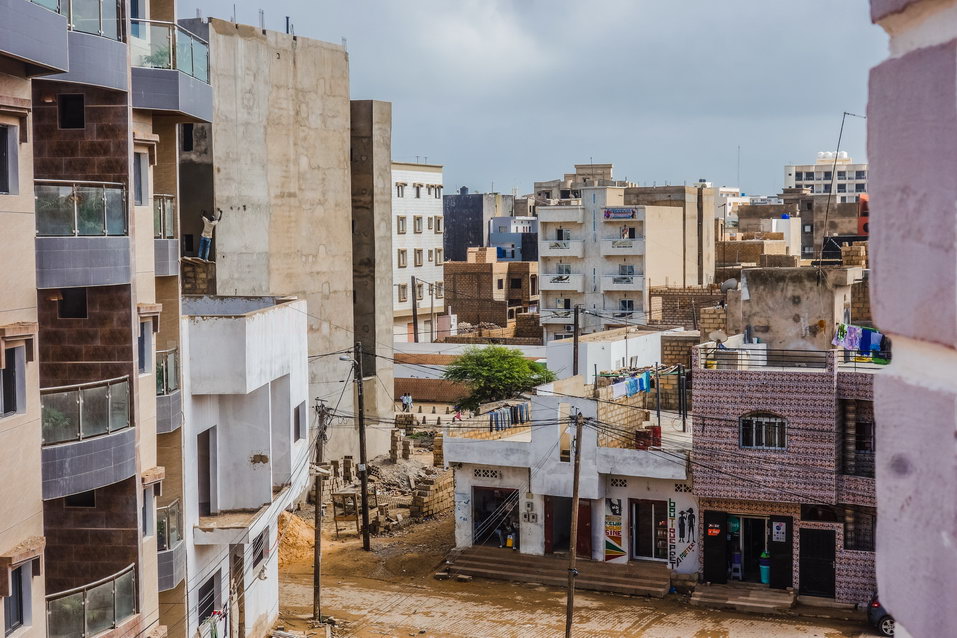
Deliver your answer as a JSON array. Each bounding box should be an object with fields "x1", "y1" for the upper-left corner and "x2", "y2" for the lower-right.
[
  {"x1": 855, "y1": 170, "x2": 866, "y2": 180},
  {"x1": 837, "y1": 171, "x2": 846, "y2": 180},
  {"x1": 434, "y1": 216, "x2": 443, "y2": 233},
  {"x1": 845, "y1": 508, "x2": 875, "y2": 551},
  {"x1": 803, "y1": 224, "x2": 812, "y2": 233},
  {"x1": 619, "y1": 264, "x2": 635, "y2": 276},
  {"x1": 427, "y1": 216, "x2": 433, "y2": 230},
  {"x1": 4, "y1": 565, "x2": 24, "y2": 635},
  {"x1": 793, "y1": 171, "x2": 802, "y2": 181},
  {"x1": 414, "y1": 249, "x2": 423, "y2": 267},
  {"x1": 181, "y1": 122, "x2": 194, "y2": 151},
  {"x1": 0, "y1": 125, "x2": 17, "y2": 196},
  {"x1": 141, "y1": 486, "x2": 155, "y2": 536},
  {"x1": 197, "y1": 575, "x2": 216, "y2": 623},
  {"x1": 434, "y1": 186, "x2": 442, "y2": 199},
  {"x1": 556, "y1": 228, "x2": 570, "y2": 240},
  {"x1": 510, "y1": 278, "x2": 521, "y2": 289},
  {"x1": 413, "y1": 216, "x2": 423, "y2": 233},
  {"x1": 555, "y1": 297, "x2": 571, "y2": 310},
  {"x1": 414, "y1": 185, "x2": 421, "y2": 198},
  {"x1": 294, "y1": 401, "x2": 306, "y2": 441},
  {"x1": 397, "y1": 216, "x2": 406, "y2": 234},
  {"x1": 0, "y1": 347, "x2": 23, "y2": 418},
  {"x1": 397, "y1": 249, "x2": 407, "y2": 268},
  {"x1": 739, "y1": 413, "x2": 787, "y2": 449},
  {"x1": 252, "y1": 529, "x2": 268, "y2": 568},
  {"x1": 805, "y1": 172, "x2": 816, "y2": 181},
  {"x1": 133, "y1": 152, "x2": 148, "y2": 206},
  {"x1": 426, "y1": 249, "x2": 432, "y2": 262},
  {"x1": 837, "y1": 183, "x2": 846, "y2": 192},
  {"x1": 855, "y1": 183, "x2": 865, "y2": 192},
  {"x1": 435, "y1": 249, "x2": 443, "y2": 263},
  {"x1": 397, "y1": 284, "x2": 408, "y2": 302},
  {"x1": 58, "y1": 288, "x2": 88, "y2": 319},
  {"x1": 496, "y1": 279, "x2": 504, "y2": 290},
  {"x1": 65, "y1": 490, "x2": 96, "y2": 508},
  {"x1": 395, "y1": 183, "x2": 405, "y2": 198},
  {"x1": 619, "y1": 299, "x2": 634, "y2": 312},
  {"x1": 138, "y1": 320, "x2": 153, "y2": 374},
  {"x1": 415, "y1": 283, "x2": 424, "y2": 300},
  {"x1": 58, "y1": 94, "x2": 85, "y2": 129},
  {"x1": 434, "y1": 282, "x2": 444, "y2": 298},
  {"x1": 556, "y1": 263, "x2": 571, "y2": 275},
  {"x1": 823, "y1": 171, "x2": 832, "y2": 181}
]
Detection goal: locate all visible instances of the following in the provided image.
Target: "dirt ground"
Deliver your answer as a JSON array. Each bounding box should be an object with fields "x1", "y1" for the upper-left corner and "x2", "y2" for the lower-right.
[{"x1": 276, "y1": 510, "x2": 881, "y2": 638}]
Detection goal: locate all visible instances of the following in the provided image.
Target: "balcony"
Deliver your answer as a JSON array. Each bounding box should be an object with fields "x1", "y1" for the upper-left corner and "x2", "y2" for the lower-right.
[
  {"x1": 540, "y1": 308, "x2": 576, "y2": 325},
  {"x1": 602, "y1": 207, "x2": 643, "y2": 222},
  {"x1": 46, "y1": 564, "x2": 137, "y2": 638},
  {"x1": 539, "y1": 239, "x2": 584, "y2": 258},
  {"x1": 153, "y1": 194, "x2": 179, "y2": 277},
  {"x1": 0, "y1": 0, "x2": 69, "y2": 75},
  {"x1": 537, "y1": 204, "x2": 584, "y2": 224},
  {"x1": 44, "y1": 0, "x2": 128, "y2": 91},
  {"x1": 600, "y1": 274, "x2": 644, "y2": 292},
  {"x1": 698, "y1": 346, "x2": 832, "y2": 371},
  {"x1": 157, "y1": 500, "x2": 185, "y2": 591},
  {"x1": 155, "y1": 348, "x2": 182, "y2": 434},
  {"x1": 600, "y1": 237, "x2": 645, "y2": 256},
  {"x1": 538, "y1": 274, "x2": 584, "y2": 293},
  {"x1": 40, "y1": 376, "x2": 135, "y2": 499},
  {"x1": 130, "y1": 20, "x2": 213, "y2": 122},
  {"x1": 34, "y1": 180, "x2": 131, "y2": 289}
]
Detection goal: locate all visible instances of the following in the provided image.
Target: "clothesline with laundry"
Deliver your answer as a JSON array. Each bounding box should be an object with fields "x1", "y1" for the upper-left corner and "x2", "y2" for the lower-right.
[{"x1": 832, "y1": 322, "x2": 891, "y2": 364}]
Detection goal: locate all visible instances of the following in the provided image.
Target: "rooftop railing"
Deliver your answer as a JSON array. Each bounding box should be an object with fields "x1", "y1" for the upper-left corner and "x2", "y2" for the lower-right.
[
  {"x1": 153, "y1": 194, "x2": 176, "y2": 239},
  {"x1": 156, "y1": 348, "x2": 179, "y2": 396},
  {"x1": 35, "y1": 180, "x2": 128, "y2": 237},
  {"x1": 46, "y1": 564, "x2": 136, "y2": 638},
  {"x1": 130, "y1": 19, "x2": 210, "y2": 83},
  {"x1": 41, "y1": 376, "x2": 131, "y2": 446},
  {"x1": 157, "y1": 500, "x2": 183, "y2": 552},
  {"x1": 699, "y1": 347, "x2": 831, "y2": 371},
  {"x1": 31, "y1": 0, "x2": 123, "y2": 41}
]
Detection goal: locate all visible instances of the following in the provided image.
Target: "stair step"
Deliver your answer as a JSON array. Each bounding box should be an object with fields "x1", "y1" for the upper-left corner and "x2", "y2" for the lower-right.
[{"x1": 450, "y1": 566, "x2": 669, "y2": 598}]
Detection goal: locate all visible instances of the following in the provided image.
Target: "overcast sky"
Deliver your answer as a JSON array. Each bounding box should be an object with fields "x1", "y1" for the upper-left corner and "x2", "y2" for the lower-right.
[{"x1": 178, "y1": 0, "x2": 887, "y2": 197}]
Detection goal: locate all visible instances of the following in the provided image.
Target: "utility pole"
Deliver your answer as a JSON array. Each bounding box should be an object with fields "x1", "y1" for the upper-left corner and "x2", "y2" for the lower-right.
[
  {"x1": 655, "y1": 362, "x2": 661, "y2": 429},
  {"x1": 429, "y1": 282, "x2": 436, "y2": 342},
  {"x1": 411, "y1": 276, "x2": 420, "y2": 343},
  {"x1": 564, "y1": 412, "x2": 585, "y2": 638},
  {"x1": 354, "y1": 342, "x2": 371, "y2": 551},
  {"x1": 312, "y1": 400, "x2": 327, "y2": 620},
  {"x1": 572, "y1": 305, "x2": 581, "y2": 376}
]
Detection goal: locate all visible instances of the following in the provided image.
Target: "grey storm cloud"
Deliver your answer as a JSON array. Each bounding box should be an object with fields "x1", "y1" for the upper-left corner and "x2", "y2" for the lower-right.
[{"x1": 178, "y1": 0, "x2": 886, "y2": 197}]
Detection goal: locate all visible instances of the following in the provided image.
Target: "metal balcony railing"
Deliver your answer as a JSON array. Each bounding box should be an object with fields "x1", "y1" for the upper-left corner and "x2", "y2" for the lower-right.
[
  {"x1": 699, "y1": 347, "x2": 831, "y2": 371},
  {"x1": 156, "y1": 348, "x2": 179, "y2": 396},
  {"x1": 35, "y1": 180, "x2": 128, "y2": 237},
  {"x1": 46, "y1": 564, "x2": 136, "y2": 638},
  {"x1": 153, "y1": 194, "x2": 176, "y2": 239},
  {"x1": 31, "y1": 0, "x2": 123, "y2": 41},
  {"x1": 157, "y1": 500, "x2": 183, "y2": 552},
  {"x1": 41, "y1": 376, "x2": 131, "y2": 445},
  {"x1": 844, "y1": 450, "x2": 876, "y2": 478},
  {"x1": 130, "y1": 19, "x2": 210, "y2": 83}
]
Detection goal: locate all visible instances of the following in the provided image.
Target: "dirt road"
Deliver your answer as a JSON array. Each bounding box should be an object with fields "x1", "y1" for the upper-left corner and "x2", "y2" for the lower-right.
[{"x1": 278, "y1": 512, "x2": 878, "y2": 638}]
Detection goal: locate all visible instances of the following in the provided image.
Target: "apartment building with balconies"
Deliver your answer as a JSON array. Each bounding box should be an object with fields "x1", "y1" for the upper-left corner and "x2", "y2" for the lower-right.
[
  {"x1": 784, "y1": 152, "x2": 867, "y2": 203},
  {"x1": 538, "y1": 177, "x2": 697, "y2": 341},
  {"x1": 691, "y1": 339, "x2": 881, "y2": 606},
  {"x1": 392, "y1": 162, "x2": 446, "y2": 342}
]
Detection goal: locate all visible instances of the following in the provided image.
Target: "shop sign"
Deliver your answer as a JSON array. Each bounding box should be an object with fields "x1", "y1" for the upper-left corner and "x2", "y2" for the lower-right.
[
  {"x1": 772, "y1": 521, "x2": 787, "y2": 543},
  {"x1": 604, "y1": 498, "x2": 625, "y2": 561},
  {"x1": 707, "y1": 522, "x2": 722, "y2": 537}
]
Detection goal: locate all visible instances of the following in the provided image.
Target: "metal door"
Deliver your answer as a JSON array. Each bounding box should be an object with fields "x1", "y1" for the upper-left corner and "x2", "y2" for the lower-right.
[
  {"x1": 768, "y1": 515, "x2": 793, "y2": 589},
  {"x1": 799, "y1": 528, "x2": 836, "y2": 597},
  {"x1": 703, "y1": 510, "x2": 728, "y2": 584}
]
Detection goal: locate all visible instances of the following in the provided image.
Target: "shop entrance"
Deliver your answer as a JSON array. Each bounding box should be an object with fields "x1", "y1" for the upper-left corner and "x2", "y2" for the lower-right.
[
  {"x1": 544, "y1": 496, "x2": 591, "y2": 557},
  {"x1": 630, "y1": 499, "x2": 668, "y2": 560},
  {"x1": 472, "y1": 487, "x2": 520, "y2": 549},
  {"x1": 704, "y1": 511, "x2": 793, "y2": 588},
  {"x1": 799, "y1": 528, "x2": 836, "y2": 598},
  {"x1": 735, "y1": 516, "x2": 768, "y2": 582}
]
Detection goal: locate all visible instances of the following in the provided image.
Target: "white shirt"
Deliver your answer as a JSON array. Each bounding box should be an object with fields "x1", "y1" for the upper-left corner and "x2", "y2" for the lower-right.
[{"x1": 201, "y1": 217, "x2": 219, "y2": 238}]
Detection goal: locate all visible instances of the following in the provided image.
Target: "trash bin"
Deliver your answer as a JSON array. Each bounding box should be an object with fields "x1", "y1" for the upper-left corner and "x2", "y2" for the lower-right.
[{"x1": 759, "y1": 552, "x2": 771, "y2": 584}]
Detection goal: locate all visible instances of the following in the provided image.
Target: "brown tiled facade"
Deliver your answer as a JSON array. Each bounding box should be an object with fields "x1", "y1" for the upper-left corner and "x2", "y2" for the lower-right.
[{"x1": 444, "y1": 250, "x2": 539, "y2": 326}]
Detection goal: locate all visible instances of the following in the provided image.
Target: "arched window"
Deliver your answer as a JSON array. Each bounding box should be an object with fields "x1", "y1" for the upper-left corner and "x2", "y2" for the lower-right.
[{"x1": 739, "y1": 412, "x2": 787, "y2": 449}]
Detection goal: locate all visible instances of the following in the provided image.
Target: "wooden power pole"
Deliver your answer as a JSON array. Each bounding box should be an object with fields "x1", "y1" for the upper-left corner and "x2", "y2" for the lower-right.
[
  {"x1": 411, "y1": 276, "x2": 420, "y2": 343},
  {"x1": 354, "y1": 342, "x2": 371, "y2": 551},
  {"x1": 565, "y1": 412, "x2": 585, "y2": 638},
  {"x1": 312, "y1": 401, "x2": 326, "y2": 620}
]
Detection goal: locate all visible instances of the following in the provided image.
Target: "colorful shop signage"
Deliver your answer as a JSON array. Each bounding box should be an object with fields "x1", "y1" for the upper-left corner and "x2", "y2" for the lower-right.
[
  {"x1": 604, "y1": 498, "x2": 625, "y2": 561},
  {"x1": 603, "y1": 207, "x2": 638, "y2": 219}
]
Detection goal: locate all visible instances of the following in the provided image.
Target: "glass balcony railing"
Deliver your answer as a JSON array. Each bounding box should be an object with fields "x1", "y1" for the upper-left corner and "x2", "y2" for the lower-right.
[
  {"x1": 41, "y1": 376, "x2": 131, "y2": 446},
  {"x1": 157, "y1": 500, "x2": 183, "y2": 552},
  {"x1": 35, "y1": 180, "x2": 128, "y2": 237},
  {"x1": 46, "y1": 564, "x2": 136, "y2": 638},
  {"x1": 156, "y1": 348, "x2": 179, "y2": 396},
  {"x1": 154, "y1": 194, "x2": 176, "y2": 239},
  {"x1": 130, "y1": 19, "x2": 210, "y2": 83},
  {"x1": 32, "y1": 0, "x2": 123, "y2": 41}
]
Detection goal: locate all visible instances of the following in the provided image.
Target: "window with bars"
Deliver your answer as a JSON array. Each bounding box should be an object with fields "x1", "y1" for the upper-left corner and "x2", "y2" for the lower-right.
[
  {"x1": 739, "y1": 413, "x2": 787, "y2": 450},
  {"x1": 845, "y1": 507, "x2": 876, "y2": 551},
  {"x1": 252, "y1": 528, "x2": 268, "y2": 567},
  {"x1": 610, "y1": 478, "x2": 627, "y2": 488}
]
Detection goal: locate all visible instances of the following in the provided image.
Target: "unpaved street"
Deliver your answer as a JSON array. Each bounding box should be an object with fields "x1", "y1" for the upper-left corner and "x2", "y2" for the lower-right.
[{"x1": 277, "y1": 512, "x2": 878, "y2": 638}]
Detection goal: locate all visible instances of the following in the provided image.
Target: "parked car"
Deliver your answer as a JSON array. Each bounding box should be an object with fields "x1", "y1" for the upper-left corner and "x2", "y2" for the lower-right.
[{"x1": 868, "y1": 593, "x2": 894, "y2": 636}]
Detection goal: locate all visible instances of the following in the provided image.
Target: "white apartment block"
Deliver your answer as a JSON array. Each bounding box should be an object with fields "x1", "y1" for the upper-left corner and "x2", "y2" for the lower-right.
[
  {"x1": 784, "y1": 152, "x2": 868, "y2": 203},
  {"x1": 537, "y1": 187, "x2": 687, "y2": 342},
  {"x1": 392, "y1": 162, "x2": 446, "y2": 342}
]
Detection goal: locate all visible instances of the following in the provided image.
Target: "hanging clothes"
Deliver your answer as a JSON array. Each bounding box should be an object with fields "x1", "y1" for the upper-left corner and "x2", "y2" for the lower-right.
[
  {"x1": 832, "y1": 323, "x2": 848, "y2": 347},
  {"x1": 611, "y1": 381, "x2": 628, "y2": 398},
  {"x1": 868, "y1": 330, "x2": 884, "y2": 352},
  {"x1": 626, "y1": 377, "x2": 639, "y2": 397},
  {"x1": 844, "y1": 325, "x2": 862, "y2": 350},
  {"x1": 639, "y1": 371, "x2": 652, "y2": 392},
  {"x1": 859, "y1": 329, "x2": 872, "y2": 353}
]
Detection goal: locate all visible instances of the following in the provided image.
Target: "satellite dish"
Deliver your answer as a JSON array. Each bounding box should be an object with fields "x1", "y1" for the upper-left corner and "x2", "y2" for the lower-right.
[
  {"x1": 709, "y1": 330, "x2": 728, "y2": 342},
  {"x1": 720, "y1": 278, "x2": 738, "y2": 293}
]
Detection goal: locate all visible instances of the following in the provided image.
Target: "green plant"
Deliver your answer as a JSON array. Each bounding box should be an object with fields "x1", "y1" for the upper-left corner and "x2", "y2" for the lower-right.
[
  {"x1": 144, "y1": 46, "x2": 172, "y2": 69},
  {"x1": 42, "y1": 406, "x2": 76, "y2": 443},
  {"x1": 443, "y1": 345, "x2": 555, "y2": 411}
]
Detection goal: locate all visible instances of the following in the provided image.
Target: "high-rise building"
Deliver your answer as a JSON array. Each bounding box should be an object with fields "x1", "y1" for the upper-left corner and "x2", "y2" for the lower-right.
[{"x1": 784, "y1": 152, "x2": 868, "y2": 203}]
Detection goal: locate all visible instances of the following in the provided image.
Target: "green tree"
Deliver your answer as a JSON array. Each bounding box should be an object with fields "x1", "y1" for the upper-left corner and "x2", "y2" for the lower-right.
[{"x1": 443, "y1": 345, "x2": 555, "y2": 410}]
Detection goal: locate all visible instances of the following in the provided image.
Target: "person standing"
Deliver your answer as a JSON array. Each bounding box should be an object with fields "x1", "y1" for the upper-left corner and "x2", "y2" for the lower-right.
[{"x1": 199, "y1": 209, "x2": 222, "y2": 261}]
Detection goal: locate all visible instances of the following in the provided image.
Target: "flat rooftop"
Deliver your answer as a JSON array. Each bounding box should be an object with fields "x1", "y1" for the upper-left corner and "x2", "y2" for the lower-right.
[{"x1": 182, "y1": 295, "x2": 295, "y2": 317}]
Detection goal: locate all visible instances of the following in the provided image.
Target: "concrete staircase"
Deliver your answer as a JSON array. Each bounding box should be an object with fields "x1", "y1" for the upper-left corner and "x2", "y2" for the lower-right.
[
  {"x1": 690, "y1": 582, "x2": 796, "y2": 615},
  {"x1": 446, "y1": 546, "x2": 671, "y2": 598}
]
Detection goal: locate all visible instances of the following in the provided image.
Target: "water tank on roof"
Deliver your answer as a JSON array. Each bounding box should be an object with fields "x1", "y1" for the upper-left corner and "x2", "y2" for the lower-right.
[
  {"x1": 838, "y1": 151, "x2": 849, "y2": 160},
  {"x1": 817, "y1": 152, "x2": 826, "y2": 160}
]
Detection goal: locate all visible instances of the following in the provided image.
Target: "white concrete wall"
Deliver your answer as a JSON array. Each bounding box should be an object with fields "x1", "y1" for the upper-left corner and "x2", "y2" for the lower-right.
[{"x1": 547, "y1": 331, "x2": 668, "y2": 383}]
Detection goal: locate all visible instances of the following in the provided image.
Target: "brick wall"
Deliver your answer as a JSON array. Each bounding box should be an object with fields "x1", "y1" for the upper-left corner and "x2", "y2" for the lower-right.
[
  {"x1": 182, "y1": 261, "x2": 217, "y2": 295},
  {"x1": 759, "y1": 254, "x2": 801, "y2": 267},
  {"x1": 698, "y1": 307, "x2": 727, "y2": 339},
  {"x1": 851, "y1": 277, "x2": 872, "y2": 324},
  {"x1": 716, "y1": 240, "x2": 787, "y2": 266},
  {"x1": 394, "y1": 378, "x2": 468, "y2": 403},
  {"x1": 409, "y1": 470, "x2": 454, "y2": 519},
  {"x1": 661, "y1": 332, "x2": 701, "y2": 368},
  {"x1": 648, "y1": 285, "x2": 725, "y2": 329}
]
